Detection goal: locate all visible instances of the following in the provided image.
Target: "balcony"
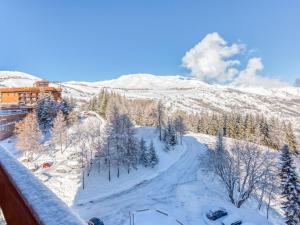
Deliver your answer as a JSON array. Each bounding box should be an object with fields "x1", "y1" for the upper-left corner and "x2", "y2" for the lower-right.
[{"x1": 0, "y1": 147, "x2": 85, "y2": 225}]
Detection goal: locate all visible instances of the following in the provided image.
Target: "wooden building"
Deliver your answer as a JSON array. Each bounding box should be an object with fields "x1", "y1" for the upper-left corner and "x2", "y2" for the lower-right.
[{"x1": 0, "y1": 80, "x2": 62, "y2": 106}]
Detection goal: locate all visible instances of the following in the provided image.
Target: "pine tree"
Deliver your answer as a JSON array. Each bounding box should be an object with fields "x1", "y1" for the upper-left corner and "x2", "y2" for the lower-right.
[
  {"x1": 164, "y1": 119, "x2": 177, "y2": 151},
  {"x1": 122, "y1": 114, "x2": 138, "y2": 173},
  {"x1": 174, "y1": 115, "x2": 186, "y2": 145},
  {"x1": 284, "y1": 123, "x2": 298, "y2": 154},
  {"x1": 15, "y1": 112, "x2": 42, "y2": 161},
  {"x1": 279, "y1": 145, "x2": 300, "y2": 225},
  {"x1": 148, "y1": 140, "x2": 159, "y2": 168},
  {"x1": 139, "y1": 138, "x2": 149, "y2": 167},
  {"x1": 216, "y1": 129, "x2": 225, "y2": 153},
  {"x1": 156, "y1": 101, "x2": 164, "y2": 141},
  {"x1": 227, "y1": 113, "x2": 237, "y2": 138},
  {"x1": 51, "y1": 110, "x2": 68, "y2": 153},
  {"x1": 36, "y1": 95, "x2": 58, "y2": 132},
  {"x1": 108, "y1": 105, "x2": 123, "y2": 178}
]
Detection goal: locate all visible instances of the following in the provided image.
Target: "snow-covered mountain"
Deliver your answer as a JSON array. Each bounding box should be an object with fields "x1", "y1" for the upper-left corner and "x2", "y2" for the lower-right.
[
  {"x1": 1, "y1": 71, "x2": 300, "y2": 135},
  {"x1": 0, "y1": 71, "x2": 40, "y2": 88}
]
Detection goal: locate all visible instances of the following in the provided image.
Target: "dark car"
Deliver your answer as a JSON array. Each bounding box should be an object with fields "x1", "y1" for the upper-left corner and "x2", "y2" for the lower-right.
[
  {"x1": 206, "y1": 209, "x2": 228, "y2": 220},
  {"x1": 232, "y1": 221, "x2": 242, "y2": 225},
  {"x1": 88, "y1": 217, "x2": 104, "y2": 225},
  {"x1": 222, "y1": 221, "x2": 242, "y2": 225}
]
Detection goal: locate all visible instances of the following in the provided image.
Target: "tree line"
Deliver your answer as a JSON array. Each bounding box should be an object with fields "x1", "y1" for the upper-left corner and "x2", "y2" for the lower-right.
[
  {"x1": 86, "y1": 90, "x2": 298, "y2": 154},
  {"x1": 176, "y1": 111, "x2": 298, "y2": 154}
]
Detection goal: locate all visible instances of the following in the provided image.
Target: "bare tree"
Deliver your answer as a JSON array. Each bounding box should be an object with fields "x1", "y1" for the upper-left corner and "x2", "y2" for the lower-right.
[
  {"x1": 51, "y1": 110, "x2": 68, "y2": 153},
  {"x1": 15, "y1": 112, "x2": 42, "y2": 161},
  {"x1": 208, "y1": 134, "x2": 274, "y2": 208},
  {"x1": 71, "y1": 122, "x2": 88, "y2": 189},
  {"x1": 256, "y1": 154, "x2": 278, "y2": 213}
]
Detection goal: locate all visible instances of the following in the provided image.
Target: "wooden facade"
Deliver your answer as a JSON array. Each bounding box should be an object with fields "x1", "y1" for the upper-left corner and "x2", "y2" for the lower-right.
[{"x1": 0, "y1": 81, "x2": 62, "y2": 105}]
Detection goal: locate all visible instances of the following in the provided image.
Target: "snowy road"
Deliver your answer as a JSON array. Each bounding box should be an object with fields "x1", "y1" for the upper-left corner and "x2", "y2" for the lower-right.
[{"x1": 73, "y1": 136, "x2": 205, "y2": 225}]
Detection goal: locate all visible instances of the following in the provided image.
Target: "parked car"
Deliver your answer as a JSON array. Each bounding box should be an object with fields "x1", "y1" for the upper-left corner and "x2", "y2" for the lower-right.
[
  {"x1": 222, "y1": 214, "x2": 242, "y2": 225},
  {"x1": 88, "y1": 217, "x2": 104, "y2": 225},
  {"x1": 206, "y1": 208, "x2": 228, "y2": 221}
]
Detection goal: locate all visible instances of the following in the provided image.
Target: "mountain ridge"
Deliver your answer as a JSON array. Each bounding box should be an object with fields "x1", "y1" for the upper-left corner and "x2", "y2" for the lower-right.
[{"x1": 1, "y1": 71, "x2": 300, "y2": 137}]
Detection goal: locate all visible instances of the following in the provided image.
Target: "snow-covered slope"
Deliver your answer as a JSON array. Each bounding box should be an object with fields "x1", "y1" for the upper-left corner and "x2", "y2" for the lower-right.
[
  {"x1": 0, "y1": 115, "x2": 280, "y2": 225},
  {"x1": 0, "y1": 71, "x2": 40, "y2": 87},
  {"x1": 95, "y1": 74, "x2": 300, "y2": 137},
  {"x1": 1, "y1": 71, "x2": 300, "y2": 135}
]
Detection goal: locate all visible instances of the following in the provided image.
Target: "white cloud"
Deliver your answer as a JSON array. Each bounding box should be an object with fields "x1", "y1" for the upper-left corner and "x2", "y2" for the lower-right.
[
  {"x1": 182, "y1": 32, "x2": 244, "y2": 83},
  {"x1": 294, "y1": 78, "x2": 300, "y2": 87},
  {"x1": 182, "y1": 32, "x2": 288, "y2": 88},
  {"x1": 232, "y1": 58, "x2": 287, "y2": 88}
]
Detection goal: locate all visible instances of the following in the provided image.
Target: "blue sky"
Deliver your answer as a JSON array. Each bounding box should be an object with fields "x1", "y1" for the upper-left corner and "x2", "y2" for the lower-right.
[{"x1": 0, "y1": 0, "x2": 299, "y2": 84}]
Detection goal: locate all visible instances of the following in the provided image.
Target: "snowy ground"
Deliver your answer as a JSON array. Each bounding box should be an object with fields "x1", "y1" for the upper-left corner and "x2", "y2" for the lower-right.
[
  {"x1": 0, "y1": 120, "x2": 284, "y2": 225},
  {"x1": 70, "y1": 134, "x2": 281, "y2": 225}
]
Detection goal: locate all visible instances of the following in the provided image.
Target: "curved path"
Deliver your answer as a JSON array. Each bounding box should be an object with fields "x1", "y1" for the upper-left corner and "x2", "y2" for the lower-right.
[{"x1": 73, "y1": 136, "x2": 205, "y2": 225}]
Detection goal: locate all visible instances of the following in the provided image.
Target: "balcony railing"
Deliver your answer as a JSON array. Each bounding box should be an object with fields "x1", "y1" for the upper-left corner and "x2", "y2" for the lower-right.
[{"x1": 0, "y1": 147, "x2": 85, "y2": 225}]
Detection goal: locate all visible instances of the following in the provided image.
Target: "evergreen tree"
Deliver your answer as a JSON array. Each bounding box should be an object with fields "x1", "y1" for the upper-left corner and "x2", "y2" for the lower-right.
[
  {"x1": 122, "y1": 114, "x2": 138, "y2": 173},
  {"x1": 36, "y1": 95, "x2": 72, "y2": 133},
  {"x1": 216, "y1": 129, "x2": 225, "y2": 153},
  {"x1": 99, "y1": 90, "x2": 109, "y2": 118},
  {"x1": 174, "y1": 115, "x2": 186, "y2": 144},
  {"x1": 164, "y1": 119, "x2": 177, "y2": 151},
  {"x1": 284, "y1": 123, "x2": 298, "y2": 154},
  {"x1": 279, "y1": 145, "x2": 300, "y2": 225},
  {"x1": 148, "y1": 140, "x2": 159, "y2": 168},
  {"x1": 36, "y1": 95, "x2": 58, "y2": 132},
  {"x1": 139, "y1": 138, "x2": 149, "y2": 167},
  {"x1": 227, "y1": 113, "x2": 237, "y2": 138},
  {"x1": 156, "y1": 101, "x2": 164, "y2": 141}
]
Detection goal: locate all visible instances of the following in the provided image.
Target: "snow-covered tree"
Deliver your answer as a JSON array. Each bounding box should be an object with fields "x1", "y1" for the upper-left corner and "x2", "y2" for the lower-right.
[
  {"x1": 102, "y1": 122, "x2": 113, "y2": 181},
  {"x1": 36, "y1": 95, "x2": 72, "y2": 133},
  {"x1": 284, "y1": 123, "x2": 298, "y2": 154},
  {"x1": 156, "y1": 101, "x2": 164, "y2": 141},
  {"x1": 255, "y1": 151, "x2": 279, "y2": 216},
  {"x1": 216, "y1": 129, "x2": 225, "y2": 153},
  {"x1": 279, "y1": 145, "x2": 300, "y2": 225},
  {"x1": 51, "y1": 110, "x2": 68, "y2": 153},
  {"x1": 163, "y1": 119, "x2": 177, "y2": 151},
  {"x1": 36, "y1": 95, "x2": 58, "y2": 132},
  {"x1": 139, "y1": 138, "x2": 149, "y2": 167},
  {"x1": 106, "y1": 105, "x2": 123, "y2": 178},
  {"x1": 121, "y1": 114, "x2": 138, "y2": 174},
  {"x1": 148, "y1": 140, "x2": 159, "y2": 168},
  {"x1": 15, "y1": 112, "x2": 42, "y2": 161},
  {"x1": 174, "y1": 115, "x2": 186, "y2": 145},
  {"x1": 105, "y1": 105, "x2": 139, "y2": 177},
  {"x1": 71, "y1": 122, "x2": 88, "y2": 189},
  {"x1": 208, "y1": 138, "x2": 274, "y2": 208}
]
